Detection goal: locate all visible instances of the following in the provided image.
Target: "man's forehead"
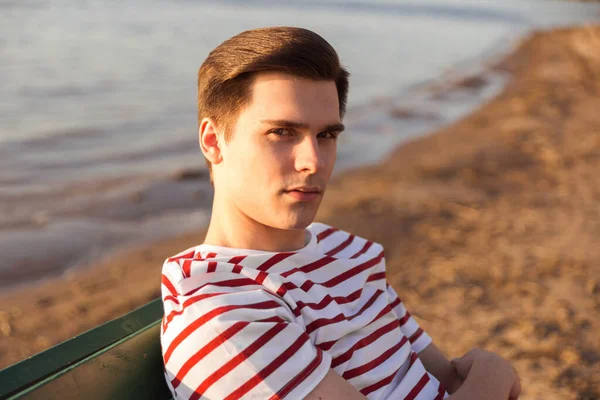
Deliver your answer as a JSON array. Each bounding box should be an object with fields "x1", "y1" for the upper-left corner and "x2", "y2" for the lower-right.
[
  {"x1": 250, "y1": 71, "x2": 335, "y2": 87},
  {"x1": 250, "y1": 73, "x2": 338, "y2": 101},
  {"x1": 247, "y1": 73, "x2": 340, "y2": 120}
]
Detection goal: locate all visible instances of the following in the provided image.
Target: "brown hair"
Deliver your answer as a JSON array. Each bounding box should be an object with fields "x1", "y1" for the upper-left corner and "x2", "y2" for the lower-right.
[{"x1": 197, "y1": 26, "x2": 350, "y2": 173}]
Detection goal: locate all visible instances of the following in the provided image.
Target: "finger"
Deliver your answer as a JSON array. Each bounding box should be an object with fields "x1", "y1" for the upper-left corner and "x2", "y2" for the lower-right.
[
  {"x1": 451, "y1": 348, "x2": 489, "y2": 379},
  {"x1": 451, "y1": 348, "x2": 481, "y2": 365},
  {"x1": 508, "y1": 373, "x2": 521, "y2": 399},
  {"x1": 450, "y1": 360, "x2": 469, "y2": 378},
  {"x1": 451, "y1": 353, "x2": 477, "y2": 378},
  {"x1": 462, "y1": 348, "x2": 483, "y2": 359},
  {"x1": 451, "y1": 348, "x2": 482, "y2": 372}
]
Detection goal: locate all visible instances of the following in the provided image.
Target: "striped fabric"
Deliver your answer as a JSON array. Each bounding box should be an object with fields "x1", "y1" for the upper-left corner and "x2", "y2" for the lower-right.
[{"x1": 161, "y1": 223, "x2": 448, "y2": 400}]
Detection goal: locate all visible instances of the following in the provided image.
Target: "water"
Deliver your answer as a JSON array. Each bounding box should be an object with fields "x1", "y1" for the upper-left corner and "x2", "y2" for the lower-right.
[{"x1": 1, "y1": 0, "x2": 599, "y2": 288}]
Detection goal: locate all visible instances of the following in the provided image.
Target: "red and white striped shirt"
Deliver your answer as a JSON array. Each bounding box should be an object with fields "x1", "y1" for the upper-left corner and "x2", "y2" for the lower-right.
[{"x1": 161, "y1": 223, "x2": 448, "y2": 399}]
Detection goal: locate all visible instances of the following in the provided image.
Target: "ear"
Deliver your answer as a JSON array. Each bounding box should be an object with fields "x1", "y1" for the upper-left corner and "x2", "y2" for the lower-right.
[{"x1": 199, "y1": 118, "x2": 223, "y2": 165}]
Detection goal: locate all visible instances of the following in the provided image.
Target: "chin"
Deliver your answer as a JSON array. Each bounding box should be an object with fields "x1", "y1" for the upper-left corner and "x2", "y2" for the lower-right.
[
  {"x1": 276, "y1": 212, "x2": 317, "y2": 231},
  {"x1": 285, "y1": 220, "x2": 314, "y2": 230},
  {"x1": 261, "y1": 199, "x2": 321, "y2": 230}
]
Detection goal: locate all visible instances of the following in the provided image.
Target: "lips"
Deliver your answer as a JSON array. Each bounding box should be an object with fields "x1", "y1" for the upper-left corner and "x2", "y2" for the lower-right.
[
  {"x1": 287, "y1": 186, "x2": 321, "y2": 194},
  {"x1": 285, "y1": 187, "x2": 322, "y2": 201}
]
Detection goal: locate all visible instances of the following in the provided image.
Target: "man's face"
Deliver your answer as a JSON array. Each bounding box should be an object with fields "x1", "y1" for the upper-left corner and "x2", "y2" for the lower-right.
[{"x1": 214, "y1": 72, "x2": 343, "y2": 231}]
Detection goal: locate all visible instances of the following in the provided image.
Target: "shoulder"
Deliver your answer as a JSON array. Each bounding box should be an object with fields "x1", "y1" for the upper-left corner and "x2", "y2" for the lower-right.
[
  {"x1": 161, "y1": 245, "x2": 198, "y2": 282},
  {"x1": 160, "y1": 244, "x2": 286, "y2": 301},
  {"x1": 309, "y1": 222, "x2": 383, "y2": 260}
]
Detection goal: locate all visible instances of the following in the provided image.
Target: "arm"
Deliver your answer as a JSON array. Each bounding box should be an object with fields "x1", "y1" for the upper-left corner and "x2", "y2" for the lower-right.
[
  {"x1": 304, "y1": 350, "x2": 519, "y2": 400},
  {"x1": 418, "y1": 343, "x2": 464, "y2": 394},
  {"x1": 384, "y1": 283, "x2": 463, "y2": 393},
  {"x1": 420, "y1": 346, "x2": 521, "y2": 400},
  {"x1": 447, "y1": 350, "x2": 520, "y2": 400},
  {"x1": 305, "y1": 369, "x2": 367, "y2": 400}
]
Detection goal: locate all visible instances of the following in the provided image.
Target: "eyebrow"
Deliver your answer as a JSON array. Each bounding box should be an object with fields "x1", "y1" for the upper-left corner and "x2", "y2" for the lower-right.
[{"x1": 260, "y1": 119, "x2": 345, "y2": 133}]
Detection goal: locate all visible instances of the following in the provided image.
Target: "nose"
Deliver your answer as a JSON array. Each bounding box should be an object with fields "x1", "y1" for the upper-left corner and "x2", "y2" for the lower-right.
[{"x1": 294, "y1": 135, "x2": 322, "y2": 174}]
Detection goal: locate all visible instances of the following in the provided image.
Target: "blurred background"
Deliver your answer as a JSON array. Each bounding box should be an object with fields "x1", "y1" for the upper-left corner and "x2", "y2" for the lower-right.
[
  {"x1": 1, "y1": 0, "x2": 600, "y2": 398},
  {"x1": 1, "y1": 0, "x2": 598, "y2": 288}
]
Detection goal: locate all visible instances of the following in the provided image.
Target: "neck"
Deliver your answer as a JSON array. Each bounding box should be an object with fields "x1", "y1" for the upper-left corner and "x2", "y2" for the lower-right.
[{"x1": 203, "y1": 194, "x2": 307, "y2": 252}]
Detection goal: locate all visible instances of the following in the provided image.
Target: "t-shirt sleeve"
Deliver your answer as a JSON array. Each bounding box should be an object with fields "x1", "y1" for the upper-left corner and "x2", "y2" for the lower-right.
[
  {"x1": 161, "y1": 287, "x2": 331, "y2": 400},
  {"x1": 385, "y1": 283, "x2": 432, "y2": 353}
]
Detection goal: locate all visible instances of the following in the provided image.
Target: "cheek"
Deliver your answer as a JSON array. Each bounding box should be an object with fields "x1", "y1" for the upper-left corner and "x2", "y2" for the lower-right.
[
  {"x1": 322, "y1": 143, "x2": 337, "y2": 172},
  {"x1": 233, "y1": 140, "x2": 288, "y2": 186},
  {"x1": 224, "y1": 144, "x2": 255, "y2": 187},
  {"x1": 255, "y1": 142, "x2": 293, "y2": 174}
]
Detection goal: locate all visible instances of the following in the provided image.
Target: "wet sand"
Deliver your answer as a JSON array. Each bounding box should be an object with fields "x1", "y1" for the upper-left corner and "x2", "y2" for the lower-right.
[{"x1": 2, "y1": 25, "x2": 600, "y2": 399}]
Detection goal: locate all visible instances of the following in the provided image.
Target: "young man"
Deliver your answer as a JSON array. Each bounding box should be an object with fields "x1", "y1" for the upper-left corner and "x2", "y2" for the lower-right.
[{"x1": 160, "y1": 27, "x2": 521, "y2": 399}]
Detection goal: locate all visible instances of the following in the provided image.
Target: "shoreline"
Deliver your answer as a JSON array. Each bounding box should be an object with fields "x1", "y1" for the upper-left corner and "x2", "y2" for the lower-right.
[
  {"x1": 0, "y1": 35, "x2": 513, "y2": 292},
  {"x1": 2, "y1": 24, "x2": 600, "y2": 399}
]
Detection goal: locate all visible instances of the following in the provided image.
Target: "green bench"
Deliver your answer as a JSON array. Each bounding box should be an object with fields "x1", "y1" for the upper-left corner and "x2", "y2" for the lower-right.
[{"x1": 0, "y1": 299, "x2": 172, "y2": 399}]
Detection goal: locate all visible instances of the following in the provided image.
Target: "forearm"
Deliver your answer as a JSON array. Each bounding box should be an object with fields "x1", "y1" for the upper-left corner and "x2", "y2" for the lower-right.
[
  {"x1": 417, "y1": 343, "x2": 463, "y2": 394},
  {"x1": 415, "y1": 342, "x2": 519, "y2": 397},
  {"x1": 446, "y1": 367, "x2": 511, "y2": 400},
  {"x1": 427, "y1": 361, "x2": 463, "y2": 394},
  {"x1": 442, "y1": 372, "x2": 464, "y2": 395},
  {"x1": 446, "y1": 350, "x2": 519, "y2": 400}
]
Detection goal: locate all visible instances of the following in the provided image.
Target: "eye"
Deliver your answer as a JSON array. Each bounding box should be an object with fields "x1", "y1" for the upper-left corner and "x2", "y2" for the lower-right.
[
  {"x1": 318, "y1": 131, "x2": 341, "y2": 139},
  {"x1": 269, "y1": 128, "x2": 294, "y2": 137}
]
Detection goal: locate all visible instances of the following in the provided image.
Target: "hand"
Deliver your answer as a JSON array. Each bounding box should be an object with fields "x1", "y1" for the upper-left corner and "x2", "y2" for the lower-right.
[{"x1": 451, "y1": 349, "x2": 521, "y2": 400}]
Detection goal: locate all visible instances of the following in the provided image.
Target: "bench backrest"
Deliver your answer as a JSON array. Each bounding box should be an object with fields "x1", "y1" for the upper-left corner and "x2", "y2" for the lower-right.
[{"x1": 0, "y1": 299, "x2": 172, "y2": 399}]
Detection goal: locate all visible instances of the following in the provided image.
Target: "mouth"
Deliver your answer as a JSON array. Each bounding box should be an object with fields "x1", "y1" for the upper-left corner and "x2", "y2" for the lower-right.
[
  {"x1": 284, "y1": 186, "x2": 322, "y2": 201},
  {"x1": 286, "y1": 186, "x2": 322, "y2": 194}
]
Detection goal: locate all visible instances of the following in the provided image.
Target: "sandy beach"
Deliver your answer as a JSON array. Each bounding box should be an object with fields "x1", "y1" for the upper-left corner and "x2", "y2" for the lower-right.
[{"x1": 2, "y1": 24, "x2": 600, "y2": 399}]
